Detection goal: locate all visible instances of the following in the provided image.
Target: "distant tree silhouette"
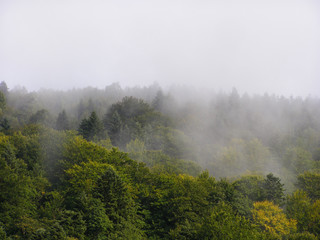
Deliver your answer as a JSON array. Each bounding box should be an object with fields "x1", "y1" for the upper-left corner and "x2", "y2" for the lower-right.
[
  {"x1": 56, "y1": 110, "x2": 69, "y2": 130},
  {"x1": 0, "y1": 81, "x2": 8, "y2": 96}
]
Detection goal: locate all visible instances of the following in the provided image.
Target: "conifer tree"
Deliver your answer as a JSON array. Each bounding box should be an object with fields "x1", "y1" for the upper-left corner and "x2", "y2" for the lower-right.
[
  {"x1": 56, "y1": 110, "x2": 69, "y2": 130},
  {"x1": 78, "y1": 111, "x2": 103, "y2": 141}
]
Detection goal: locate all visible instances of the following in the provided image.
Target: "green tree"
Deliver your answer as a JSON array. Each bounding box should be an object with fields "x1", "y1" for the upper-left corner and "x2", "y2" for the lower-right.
[
  {"x1": 126, "y1": 138, "x2": 146, "y2": 153},
  {"x1": 233, "y1": 173, "x2": 284, "y2": 217},
  {"x1": 0, "y1": 223, "x2": 6, "y2": 240},
  {"x1": 77, "y1": 99, "x2": 86, "y2": 121},
  {"x1": 286, "y1": 190, "x2": 312, "y2": 232},
  {"x1": 56, "y1": 110, "x2": 69, "y2": 130},
  {"x1": 65, "y1": 160, "x2": 144, "y2": 239},
  {"x1": 308, "y1": 200, "x2": 320, "y2": 236},
  {"x1": 104, "y1": 96, "x2": 168, "y2": 148},
  {"x1": 212, "y1": 139, "x2": 272, "y2": 178},
  {"x1": 10, "y1": 131, "x2": 41, "y2": 172},
  {"x1": 39, "y1": 128, "x2": 72, "y2": 186},
  {"x1": 0, "y1": 135, "x2": 47, "y2": 237},
  {"x1": 78, "y1": 111, "x2": 103, "y2": 141},
  {"x1": 297, "y1": 171, "x2": 320, "y2": 200},
  {"x1": 0, "y1": 81, "x2": 8, "y2": 96},
  {"x1": 197, "y1": 202, "x2": 263, "y2": 240},
  {"x1": 283, "y1": 147, "x2": 314, "y2": 174},
  {"x1": 105, "y1": 110, "x2": 122, "y2": 144},
  {"x1": 286, "y1": 232, "x2": 318, "y2": 240},
  {"x1": 152, "y1": 90, "x2": 165, "y2": 111},
  {"x1": 0, "y1": 118, "x2": 10, "y2": 133},
  {"x1": 0, "y1": 91, "x2": 6, "y2": 112},
  {"x1": 29, "y1": 109, "x2": 51, "y2": 126},
  {"x1": 233, "y1": 175, "x2": 265, "y2": 217},
  {"x1": 286, "y1": 190, "x2": 320, "y2": 237},
  {"x1": 263, "y1": 173, "x2": 285, "y2": 205}
]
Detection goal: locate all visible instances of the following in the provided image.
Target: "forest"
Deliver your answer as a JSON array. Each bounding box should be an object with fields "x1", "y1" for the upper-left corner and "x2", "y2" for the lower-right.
[{"x1": 1, "y1": 81, "x2": 320, "y2": 239}]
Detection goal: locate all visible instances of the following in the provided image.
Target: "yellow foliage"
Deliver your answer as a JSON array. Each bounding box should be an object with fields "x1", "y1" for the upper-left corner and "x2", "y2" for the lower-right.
[
  {"x1": 252, "y1": 200, "x2": 297, "y2": 238},
  {"x1": 178, "y1": 174, "x2": 194, "y2": 181}
]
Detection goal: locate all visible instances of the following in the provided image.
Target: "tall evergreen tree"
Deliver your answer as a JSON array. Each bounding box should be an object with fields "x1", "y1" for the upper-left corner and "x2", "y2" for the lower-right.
[
  {"x1": 104, "y1": 110, "x2": 122, "y2": 145},
  {"x1": 56, "y1": 110, "x2": 69, "y2": 130},
  {"x1": 0, "y1": 118, "x2": 10, "y2": 133},
  {"x1": 263, "y1": 173, "x2": 285, "y2": 205},
  {"x1": 0, "y1": 92, "x2": 6, "y2": 111},
  {"x1": 0, "y1": 81, "x2": 8, "y2": 96},
  {"x1": 78, "y1": 111, "x2": 103, "y2": 141},
  {"x1": 29, "y1": 109, "x2": 50, "y2": 125}
]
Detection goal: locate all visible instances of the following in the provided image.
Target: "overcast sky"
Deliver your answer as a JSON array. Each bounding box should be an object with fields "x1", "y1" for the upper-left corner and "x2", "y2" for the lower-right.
[{"x1": 0, "y1": 0, "x2": 319, "y2": 97}]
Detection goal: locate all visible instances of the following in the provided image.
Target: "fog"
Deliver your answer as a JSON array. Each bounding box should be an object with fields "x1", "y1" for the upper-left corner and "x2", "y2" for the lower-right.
[{"x1": 1, "y1": 0, "x2": 320, "y2": 96}]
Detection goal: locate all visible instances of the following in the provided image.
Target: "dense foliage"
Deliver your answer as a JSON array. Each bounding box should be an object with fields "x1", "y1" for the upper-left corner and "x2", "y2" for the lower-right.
[{"x1": 1, "y1": 81, "x2": 320, "y2": 239}]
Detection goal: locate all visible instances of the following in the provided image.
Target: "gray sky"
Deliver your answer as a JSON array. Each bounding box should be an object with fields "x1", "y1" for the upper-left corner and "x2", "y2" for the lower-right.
[{"x1": 1, "y1": 0, "x2": 319, "y2": 97}]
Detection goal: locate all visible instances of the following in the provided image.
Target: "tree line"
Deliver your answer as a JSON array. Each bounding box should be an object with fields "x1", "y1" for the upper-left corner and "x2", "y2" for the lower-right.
[{"x1": 0, "y1": 81, "x2": 320, "y2": 239}]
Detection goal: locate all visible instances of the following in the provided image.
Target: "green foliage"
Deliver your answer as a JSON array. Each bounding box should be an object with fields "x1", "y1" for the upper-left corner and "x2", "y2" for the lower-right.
[
  {"x1": 61, "y1": 135, "x2": 109, "y2": 170},
  {"x1": 208, "y1": 179, "x2": 235, "y2": 205},
  {"x1": 278, "y1": 187, "x2": 320, "y2": 237},
  {"x1": 0, "y1": 118, "x2": 10, "y2": 133},
  {"x1": 126, "y1": 138, "x2": 146, "y2": 153},
  {"x1": 29, "y1": 109, "x2": 51, "y2": 126},
  {"x1": 129, "y1": 149, "x2": 201, "y2": 177},
  {"x1": 145, "y1": 126, "x2": 190, "y2": 159},
  {"x1": 211, "y1": 138, "x2": 272, "y2": 178},
  {"x1": 38, "y1": 191, "x2": 64, "y2": 219},
  {"x1": 285, "y1": 232, "x2": 318, "y2": 240},
  {"x1": 1, "y1": 85, "x2": 320, "y2": 239},
  {"x1": 65, "y1": 160, "x2": 116, "y2": 196},
  {"x1": 309, "y1": 200, "x2": 320, "y2": 237},
  {"x1": 263, "y1": 173, "x2": 285, "y2": 205},
  {"x1": 83, "y1": 198, "x2": 113, "y2": 239},
  {"x1": 233, "y1": 173, "x2": 285, "y2": 217},
  {"x1": 104, "y1": 96, "x2": 169, "y2": 149},
  {"x1": 0, "y1": 91, "x2": 6, "y2": 112},
  {"x1": 286, "y1": 190, "x2": 311, "y2": 232},
  {"x1": 39, "y1": 129, "x2": 73, "y2": 186},
  {"x1": 152, "y1": 90, "x2": 165, "y2": 111},
  {"x1": 60, "y1": 210, "x2": 87, "y2": 239},
  {"x1": 96, "y1": 138, "x2": 113, "y2": 149},
  {"x1": 165, "y1": 174, "x2": 210, "y2": 238},
  {"x1": 233, "y1": 175, "x2": 265, "y2": 217},
  {"x1": 234, "y1": 175, "x2": 265, "y2": 201},
  {"x1": 21, "y1": 123, "x2": 45, "y2": 136},
  {"x1": 0, "y1": 135, "x2": 47, "y2": 237},
  {"x1": 10, "y1": 131, "x2": 41, "y2": 172},
  {"x1": 78, "y1": 111, "x2": 104, "y2": 141},
  {"x1": 197, "y1": 202, "x2": 263, "y2": 240},
  {"x1": 42, "y1": 222, "x2": 67, "y2": 240},
  {"x1": 56, "y1": 110, "x2": 69, "y2": 130},
  {"x1": 283, "y1": 147, "x2": 314, "y2": 174},
  {"x1": 0, "y1": 81, "x2": 8, "y2": 96},
  {"x1": 105, "y1": 110, "x2": 122, "y2": 144},
  {"x1": 297, "y1": 171, "x2": 320, "y2": 200},
  {"x1": 0, "y1": 222, "x2": 7, "y2": 240},
  {"x1": 64, "y1": 149, "x2": 145, "y2": 239}
]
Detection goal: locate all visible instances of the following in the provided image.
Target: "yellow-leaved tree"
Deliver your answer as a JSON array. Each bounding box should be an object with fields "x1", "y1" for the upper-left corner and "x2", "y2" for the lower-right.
[{"x1": 252, "y1": 200, "x2": 297, "y2": 238}]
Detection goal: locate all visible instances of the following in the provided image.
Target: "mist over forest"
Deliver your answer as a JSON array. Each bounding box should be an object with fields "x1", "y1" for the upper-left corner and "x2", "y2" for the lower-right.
[
  {"x1": 1, "y1": 0, "x2": 320, "y2": 239},
  {"x1": 1, "y1": 80, "x2": 320, "y2": 239},
  {"x1": 6, "y1": 81, "x2": 320, "y2": 177}
]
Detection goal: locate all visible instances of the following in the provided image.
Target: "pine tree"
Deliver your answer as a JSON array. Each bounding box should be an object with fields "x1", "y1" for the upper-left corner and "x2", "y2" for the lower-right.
[
  {"x1": 56, "y1": 110, "x2": 69, "y2": 130},
  {"x1": 79, "y1": 111, "x2": 103, "y2": 141}
]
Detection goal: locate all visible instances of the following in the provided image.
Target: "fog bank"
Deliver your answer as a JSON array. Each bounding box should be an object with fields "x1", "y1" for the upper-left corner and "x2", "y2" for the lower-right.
[{"x1": 1, "y1": 0, "x2": 319, "y2": 97}]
